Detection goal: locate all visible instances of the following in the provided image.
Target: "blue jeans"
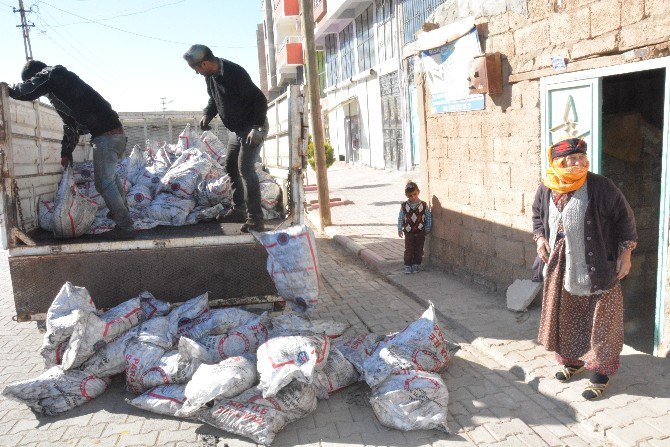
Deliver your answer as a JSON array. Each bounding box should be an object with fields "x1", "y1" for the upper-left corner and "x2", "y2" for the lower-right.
[
  {"x1": 91, "y1": 134, "x2": 133, "y2": 231},
  {"x1": 226, "y1": 128, "x2": 265, "y2": 221}
]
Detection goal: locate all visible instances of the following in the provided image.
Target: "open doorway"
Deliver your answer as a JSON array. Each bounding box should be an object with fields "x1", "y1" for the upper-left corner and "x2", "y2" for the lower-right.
[{"x1": 601, "y1": 69, "x2": 666, "y2": 353}]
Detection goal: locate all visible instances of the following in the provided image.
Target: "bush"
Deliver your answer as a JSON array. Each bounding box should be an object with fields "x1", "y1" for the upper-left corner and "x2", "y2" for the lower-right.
[{"x1": 306, "y1": 135, "x2": 335, "y2": 171}]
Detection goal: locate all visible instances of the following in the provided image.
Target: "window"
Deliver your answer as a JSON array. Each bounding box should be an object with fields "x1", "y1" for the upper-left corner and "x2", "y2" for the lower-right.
[
  {"x1": 316, "y1": 51, "x2": 326, "y2": 97},
  {"x1": 376, "y1": 0, "x2": 397, "y2": 62},
  {"x1": 339, "y1": 23, "x2": 355, "y2": 80},
  {"x1": 355, "y1": 5, "x2": 376, "y2": 72},
  {"x1": 325, "y1": 34, "x2": 340, "y2": 87},
  {"x1": 401, "y1": 0, "x2": 445, "y2": 43}
]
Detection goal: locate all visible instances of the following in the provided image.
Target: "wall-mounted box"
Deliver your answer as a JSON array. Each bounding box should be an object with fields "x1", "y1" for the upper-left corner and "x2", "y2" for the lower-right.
[{"x1": 468, "y1": 52, "x2": 503, "y2": 95}]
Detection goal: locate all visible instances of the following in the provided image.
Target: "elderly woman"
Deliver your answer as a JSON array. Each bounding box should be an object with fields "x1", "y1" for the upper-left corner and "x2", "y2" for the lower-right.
[{"x1": 532, "y1": 138, "x2": 637, "y2": 400}]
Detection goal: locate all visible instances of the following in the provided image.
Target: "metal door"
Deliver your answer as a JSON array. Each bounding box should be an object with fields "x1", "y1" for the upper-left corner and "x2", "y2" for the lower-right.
[{"x1": 380, "y1": 71, "x2": 404, "y2": 170}]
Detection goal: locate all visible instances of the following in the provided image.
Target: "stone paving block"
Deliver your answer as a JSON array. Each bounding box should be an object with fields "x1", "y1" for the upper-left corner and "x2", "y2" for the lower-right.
[
  {"x1": 648, "y1": 438, "x2": 670, "y2": 447},
  {"x1": 516, "y1": 432, "x2": 551, "y2": 447},
  {"x1": 361, "y1": 429, "x2": 408, "y2": 446},
  {"x1": 0, "y1": 432, "x2": 27, "y2": 446},
  {"x1": 272, "y1": 428, "x2": 299, "y2": 446},
  {"x1": 485, "y1": 418, "x2": 535, "y2": 441},
  {"x1": 466, "y1": 425, "x2": 497, "y2": 444},
  {"x1": 20, "y1": 427, "x2": 66, "y2": 444},
  {"x1": 8, "y1": 417, "x2": 41, "y2": 433},
  {"x1": 116, "y1": 431, "x2": 159, "y2": 447},
  {"x1": 138, "y1": 418, "x2": 182, "y2": 433},
  {"x1": 101, "y1": 421, "x2": 143, "y2": 438},
  {"x1": 61, "y1": 423, "x2": 106, "y2": 441},
  {"x1": 296, "y1": 423, "x2": 340, "y2": 443},
  {"x1": 157, "y1": 429, "x2": 200, "y2": 444},
  {"x1": 313, "y1": 408, "x2": 354, "y2": 427},
  {"x1": 320, "y1": 433, "x2": 365, "y2": 447}
]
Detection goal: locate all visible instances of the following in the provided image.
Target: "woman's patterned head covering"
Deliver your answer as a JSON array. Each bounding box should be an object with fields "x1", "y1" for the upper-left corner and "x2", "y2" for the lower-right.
[{"x1": 550, "y1": 138, "x2": 587, "y2": 159}]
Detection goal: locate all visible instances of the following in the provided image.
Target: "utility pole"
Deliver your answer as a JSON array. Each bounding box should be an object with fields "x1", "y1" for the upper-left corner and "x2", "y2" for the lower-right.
[
  {"x1": 300, "y1": 0, "x2": 331, "y2": 227},
  {"x1": 14, "y1": 0, "x2": 34, "y2": 62},
  {"x1": 160, "y1": 97, "x2": 173, "y2": 112}
]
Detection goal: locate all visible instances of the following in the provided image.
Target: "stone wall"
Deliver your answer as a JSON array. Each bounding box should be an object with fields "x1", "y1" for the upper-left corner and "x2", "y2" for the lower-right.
[{"x1": 422, "y1": 0, "x2": 670, "y2": 292}]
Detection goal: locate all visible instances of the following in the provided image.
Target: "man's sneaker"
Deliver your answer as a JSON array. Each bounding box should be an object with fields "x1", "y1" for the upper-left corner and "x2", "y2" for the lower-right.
[
  {"x1": 240, "y1": 218, "x2": 265, "y2": 233},
  {"x1": 216, "y1": 208, "x2": 247, "y2": 223},
  {"x1": 411, "y1": 265, "x2": 421, "y2": 273},
  {"x1": 98, "y1": 227, "x2": 135, "y2": 241},
  {"x1": 404, "y1": 266, "x2": 412, "y2": 274}
]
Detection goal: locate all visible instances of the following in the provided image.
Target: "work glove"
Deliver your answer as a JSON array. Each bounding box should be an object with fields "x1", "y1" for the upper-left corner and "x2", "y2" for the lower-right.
[
  {"x1": 60, "y1": 155, "x2": 73, "y2": 169},
  {"x1": 246, "y1": 127, "x2": 265, "y2": 146},
  {"x1": 199, "y1": 115, "x2": 212, "y2": 131}
]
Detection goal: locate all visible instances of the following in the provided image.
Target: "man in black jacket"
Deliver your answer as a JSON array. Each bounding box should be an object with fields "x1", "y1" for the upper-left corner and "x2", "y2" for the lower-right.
[
  {"x1": 8, "y1": 60, "x2": 134, "y2": 240},
  {"x1": 184, "y1": 44, "x2": 269, "y2": 233}
]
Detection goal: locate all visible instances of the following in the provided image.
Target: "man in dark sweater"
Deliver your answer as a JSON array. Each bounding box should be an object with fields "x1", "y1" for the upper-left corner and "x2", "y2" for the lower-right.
[
  {"x1": 8, "y1": 60, "x2": 134, "y2": 240},
  {"x1": 184, "y1": 44, "x2": 269, "y2": 233}
]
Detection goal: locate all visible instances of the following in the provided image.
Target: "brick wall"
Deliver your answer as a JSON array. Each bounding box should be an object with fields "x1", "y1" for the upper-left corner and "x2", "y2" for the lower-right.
[
  {"x1": 423, "y1": 0, "x2": 670, "y2": 291},
  {"x1": 119, "y1": 112, "x2": 229, "y2": 151}
]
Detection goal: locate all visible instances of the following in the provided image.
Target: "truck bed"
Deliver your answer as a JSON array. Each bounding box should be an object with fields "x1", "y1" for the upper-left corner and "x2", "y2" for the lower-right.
[{"x1": 25, "y1": 218, "x2": 284, "y2": 247}]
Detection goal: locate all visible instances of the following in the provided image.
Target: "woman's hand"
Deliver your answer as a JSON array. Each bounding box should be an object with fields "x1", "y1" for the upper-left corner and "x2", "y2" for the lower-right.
[
  {"x1": 616, "y1": 250, "x2": 632, "y2": 279},
  {"x1": 536, "y1": 236, "x2": 550, "y2": 263}
]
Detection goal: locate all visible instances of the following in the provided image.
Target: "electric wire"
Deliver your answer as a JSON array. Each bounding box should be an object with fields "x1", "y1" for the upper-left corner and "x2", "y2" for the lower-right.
[
  {"x1": 37, "y1": 1, "x2": 257, "y2": 48},
  {"x1": 52, "y1": 0, "x2": 187, "y2": 26}
]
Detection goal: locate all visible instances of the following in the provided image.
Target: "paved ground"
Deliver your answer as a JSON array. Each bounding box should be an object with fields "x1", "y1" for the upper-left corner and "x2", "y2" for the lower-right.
[
  {"x1": 304, "y1": 162, "x2": 670, "y2": 447},
  {"x1": 0, "y1": 162, "x2": 668, "y2": 446}
]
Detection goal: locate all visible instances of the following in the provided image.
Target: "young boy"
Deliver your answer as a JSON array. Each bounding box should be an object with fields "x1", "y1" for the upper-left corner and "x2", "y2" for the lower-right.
[{"x1": 397, "y1": 181, "x2": 432, "y2": 274}]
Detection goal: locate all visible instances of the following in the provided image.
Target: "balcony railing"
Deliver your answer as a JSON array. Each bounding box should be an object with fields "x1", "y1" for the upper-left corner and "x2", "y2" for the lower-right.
[{"x1": 314, "y1": 0, "x2": 327, "y2": 22}]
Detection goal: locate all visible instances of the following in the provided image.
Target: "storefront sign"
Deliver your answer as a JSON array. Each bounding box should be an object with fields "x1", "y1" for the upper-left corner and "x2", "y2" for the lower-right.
[{"x1": 421, "y1": 28, "x2": 485, "y2": 114}]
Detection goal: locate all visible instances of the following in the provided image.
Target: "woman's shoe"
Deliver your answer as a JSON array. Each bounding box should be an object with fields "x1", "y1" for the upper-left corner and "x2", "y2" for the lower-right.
[
  {"x1": 582, "y1": 380, "x2": 609, "y2": 400},
  {"x1": 555, "y1": 365, "x2": 585, "y2": 382}
]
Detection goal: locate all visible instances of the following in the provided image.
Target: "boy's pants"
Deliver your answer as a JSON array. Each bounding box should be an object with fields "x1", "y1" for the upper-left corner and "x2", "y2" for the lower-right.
[{"x1": 404, "y1": 232, "x2": 426, "y2": 266}]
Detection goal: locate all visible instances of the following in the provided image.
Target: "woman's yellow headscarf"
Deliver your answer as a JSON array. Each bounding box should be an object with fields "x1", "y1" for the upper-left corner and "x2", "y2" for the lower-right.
[{"x1": 542, "y1": 138, "x2": 588, "y2": 194}]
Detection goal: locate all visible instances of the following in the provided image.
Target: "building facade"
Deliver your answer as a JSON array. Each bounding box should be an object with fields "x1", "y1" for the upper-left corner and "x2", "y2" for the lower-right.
[
  {"x1": 261, "y1": 0, "x2": 449, "y2": 171},
  {"x1": 416, "y1": 0, "x2": 670, "y2": 356}
]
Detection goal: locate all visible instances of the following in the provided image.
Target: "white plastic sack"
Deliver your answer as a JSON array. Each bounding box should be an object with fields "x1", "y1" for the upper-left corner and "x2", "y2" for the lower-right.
[
  {"x1": 176, "y1": 123, "x2": 202, "y2": 152},
  {"x1": 370, "y1": 370, "x2": 450, "y2": 433},
  {"x1": 200, "y1": 130, "x2": 226, "y2": 164},
  {"x1": 142, "y1": 193, "x2": 196, "y2": 226},
  {"x1": 313, "y1": 346, "x2": 359, "y2": 399},
  {"x1": 135, "y1": 315, "x2": 173, "y2": 349},
  {"x1": 61, "y1": 297, "x2": 142, "y2": 370},
  {"x1": 270, "y1": 313, "x2": 350, "y2": 339},
  {"x1": 167, "y1": 293, "x2": 209, "y2": 343},
  {"x1": 125, "y1": 145, "x2": 148, "y2": 185},
  {"x1": 73, "y1": 161, "x2": 94, "y2": 184},
  {"x1": 38, "y1": 199, "x2": 55, "y2": 232},
  {"x1": 196, "y1": 176, "x2": 232, "y2": 207},
  {"x1": 361, "y1": 303, "x2": 451, "y2": 388},
  {"x1": 86, "y1": 216, "x2": 115, "y2": 235},
  {"x1": 196, "y1": 313, "x2": 271, "y2": 363},
  {"x1": 40, "y1": 282, "x2": 97, "y2": 368},
  {"x1": 253, "y1": 225, "x2": 320, "y2": 313},
  {"x1": 2, "y1": 367, "x2": 110, "y2": 416},
  {"x1": 124, "y1": 338, "x2": 168, "y2": 394},
  {"x1": 260, "y1": 181, "x2": 281, "y2": 211},
  {"x1": 257, "y1": 333, "x2": 330, "y2": 397},
  {"x1": 80, "y1": 329, "x2": 137, "y2": 377},
  {"x1": 160, "y1": 149, "x2": 219, "y2": 199},
  {"x1": 127, "y1": 184, "x2": 153, "y2": 208},
  {"x1": 135, "y1": 337, "x2": 210, "y2": 392},
  {"x1": 185, "y1": 204, "x2": 225, "y2": 225},
  {"x1": 199, "y1": 381, "x2": 317, "y2": 446},
  {"x1": 334, "y1": 332, "x2": 384, "y2": 375},
  {"x1": 176, "y1": 354, "x2": 257, "y2": 418},
  {"x1": 176, "y1": 306, "x2": 257, "y2": 341},
  {"x1": 138, "y1": 291, "x2": 171, "y2": 321},
  {"x1": 129, "y1": 384, "x2": 187, "y2": 417},
  {"x1": 77, "y1": 182, "x2": 105, "y2": 210},
  {"x1": 53, "y1": 167, "x2": 98, "y2": 238}
]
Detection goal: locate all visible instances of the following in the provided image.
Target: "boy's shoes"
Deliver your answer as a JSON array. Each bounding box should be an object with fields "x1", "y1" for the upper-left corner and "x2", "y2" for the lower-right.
[
  {"x1": 411, "y1": 265, "x2": 421, "y2": 273},
  {"x1": 404, "y1": 266, "x2": 412, "y2": 274}
]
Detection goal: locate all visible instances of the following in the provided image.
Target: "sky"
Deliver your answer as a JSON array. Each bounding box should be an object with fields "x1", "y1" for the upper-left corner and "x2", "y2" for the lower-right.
[{"x1": 0, "y1": 0, "x2": 264, "y2": 112}]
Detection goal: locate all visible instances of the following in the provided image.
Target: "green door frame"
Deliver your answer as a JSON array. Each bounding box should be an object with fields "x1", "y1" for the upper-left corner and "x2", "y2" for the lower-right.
[{"x1": 541, "y1": 56, "x2": 670, "y2": 355}]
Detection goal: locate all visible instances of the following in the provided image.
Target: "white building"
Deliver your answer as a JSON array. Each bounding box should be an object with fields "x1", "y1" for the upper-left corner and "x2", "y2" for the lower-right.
[{"x1": 260, "y1": 0, "x2": 447, "y2": 171}]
